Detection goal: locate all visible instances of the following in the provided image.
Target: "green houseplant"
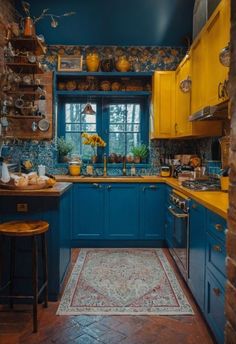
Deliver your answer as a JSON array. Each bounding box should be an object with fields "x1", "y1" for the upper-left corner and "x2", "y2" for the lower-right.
[
  {"x1": 131, "y1": 144, "x2": 149, "y2": 163},
  {"x1": 57, "y1": 137, "x2": 74, "y2": 162}
]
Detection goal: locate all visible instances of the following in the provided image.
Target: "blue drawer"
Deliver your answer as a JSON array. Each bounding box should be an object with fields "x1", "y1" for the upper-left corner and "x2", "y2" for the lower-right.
[
  {"x1": 206, "y1": 232, "x2": 226, "y2": 283},
  {"x1": 207, "y1": 210, "x2": 226, "y2": 243},
  {"x1": 205, "y1": 269, "x2": 225, "y2": 344}
]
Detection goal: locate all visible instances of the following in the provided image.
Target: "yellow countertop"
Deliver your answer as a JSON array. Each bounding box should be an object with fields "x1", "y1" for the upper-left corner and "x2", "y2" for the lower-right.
[
  {"x1": 0, "y1": 182, "x2": 72, "y2": 197},
  {"x1": 55, "y1": 175, "x2": 228, "y2": 219}
]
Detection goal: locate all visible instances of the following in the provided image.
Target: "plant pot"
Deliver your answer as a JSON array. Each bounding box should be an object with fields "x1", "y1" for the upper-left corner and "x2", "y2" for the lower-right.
[{"x1": 134, "y1": 156, "x2": 141, "y2": 164}]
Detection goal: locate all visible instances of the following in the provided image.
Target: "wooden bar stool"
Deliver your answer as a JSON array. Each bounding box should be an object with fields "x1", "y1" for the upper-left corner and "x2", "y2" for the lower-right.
[{"x1": 0, "y1": 220, "x2": 49, "y2": 333}]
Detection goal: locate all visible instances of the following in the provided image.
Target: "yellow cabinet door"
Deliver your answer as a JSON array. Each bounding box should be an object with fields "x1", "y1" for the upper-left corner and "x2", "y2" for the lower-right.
[
  {"x1": 175, "y1": 56, "x2": 192, "y2": 137},
  {"x1": 190, "y1": 37, "x2": 206, "y2": 115},
  {"x1": 175, "y1": 55, "x2": 222, "y2": 138},
  {"x1": 151, "y1": 71, "x2": 175, "y2": 139},
  {"x1": 204, "y1": 0, "x2": 230, "y2": 106}
]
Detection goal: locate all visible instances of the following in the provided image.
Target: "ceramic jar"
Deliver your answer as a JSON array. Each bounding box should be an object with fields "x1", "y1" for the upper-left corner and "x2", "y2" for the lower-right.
[
  {"x1": 23, "y1": 17, "x2": 35, "y2": 37},
  {"x1": 101, "y1": 57, "x2": 114, "y2": 72},
  {"x1": 116, "y1": 56, "x2": 131, "y2": 72},
  {"x1": 86, "y1": 53, "x2": 100, "y2": 72}
]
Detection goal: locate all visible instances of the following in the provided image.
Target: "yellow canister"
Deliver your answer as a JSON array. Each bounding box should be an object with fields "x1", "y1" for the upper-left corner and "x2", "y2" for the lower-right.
[
  {"x1": 220, "y1": 176, "x2": 229, "y2": 192},
  {"x1": 68, "y1": 161, "x2": 81, "y2": 176},
  {"x1": 160, "y1": 166, "x2": 171, "y2": 177}
]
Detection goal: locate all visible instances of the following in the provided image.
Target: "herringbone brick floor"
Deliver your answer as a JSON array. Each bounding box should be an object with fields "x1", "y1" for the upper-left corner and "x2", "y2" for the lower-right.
[{"x1": 0, "y1": 249, "x2": 215, "y2": 344}]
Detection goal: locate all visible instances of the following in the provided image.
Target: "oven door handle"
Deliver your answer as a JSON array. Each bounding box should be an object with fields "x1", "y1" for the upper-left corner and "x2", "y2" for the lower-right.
[{"x1": 168, "y1": 206, "x2": 189, "y2": 218}]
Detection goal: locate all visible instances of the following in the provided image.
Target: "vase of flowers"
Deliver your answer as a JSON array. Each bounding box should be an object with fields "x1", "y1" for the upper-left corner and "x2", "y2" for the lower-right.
[{"x1": 82, "y1": 133, "x2": 106, "y2": 162}]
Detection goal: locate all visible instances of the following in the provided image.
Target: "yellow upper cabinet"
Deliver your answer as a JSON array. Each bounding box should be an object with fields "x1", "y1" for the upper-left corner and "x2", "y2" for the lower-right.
[
  {"x1": 175, "y1": 55, "x2": 222, "y2": 138},
  {"x1": 190, "y1": 0, "x2": 230, "y2": 115},
  {"x1": 175, "y1": 56, "x2": 192, "y2": 137},
  {"x1": 151, "y1": 71, "x2": 175, "y2": 139},
  {"x1": 190, "y1": 37, "x2": 206, "y2": 114},
  {"x1": 204, "y1": 0, "x2": 230, "y2": 106}
]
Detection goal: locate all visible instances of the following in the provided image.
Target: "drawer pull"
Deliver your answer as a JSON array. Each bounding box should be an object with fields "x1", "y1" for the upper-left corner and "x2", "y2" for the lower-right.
[
  {"x1": 192, "y1": 204, "x2": 197, "y2": 209},
  {"x1": 92, "y1": 183, "x2": 102, "y2": 188},
  {"x1": 213, "y1": 245, "x2": 222, "y2": 252},
  {"x1": 215, "y1": 224, "x2": 223, "y2": 232},
  {"x1": 213, "y1": 287, "x2": 221, "y2": 297}
]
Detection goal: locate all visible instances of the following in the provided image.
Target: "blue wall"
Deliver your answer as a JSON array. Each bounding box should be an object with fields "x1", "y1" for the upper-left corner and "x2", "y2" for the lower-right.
[{"x1": 15, "y1": 0, "x2": 194, "y2": 46}]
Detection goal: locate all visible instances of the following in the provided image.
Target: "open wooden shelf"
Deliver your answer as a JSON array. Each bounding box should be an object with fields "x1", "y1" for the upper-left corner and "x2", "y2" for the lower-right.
[
  {"x1": 9, "y1": 36, "x2": 47, "y2": 55},
  {"x1": 6, "y1": 62, "x2": 44, "y2": 74}
]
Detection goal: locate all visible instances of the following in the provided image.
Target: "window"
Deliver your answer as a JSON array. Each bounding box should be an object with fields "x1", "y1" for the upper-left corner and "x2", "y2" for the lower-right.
[
  {"x1": 58, "y1": 96, "x2": 149, "y2": 161},
  {"x1": 64, "y1": 102, "x2": 97, "y2": 159}
]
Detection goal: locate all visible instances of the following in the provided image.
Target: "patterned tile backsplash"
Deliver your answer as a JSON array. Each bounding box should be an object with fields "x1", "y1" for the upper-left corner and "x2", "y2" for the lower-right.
[
  {"x1": 1, "y1": 136, "x2": 220, "y2": 176},
  {"x1": 42, "y1": 45, "x2": 186, "y2": 72}
]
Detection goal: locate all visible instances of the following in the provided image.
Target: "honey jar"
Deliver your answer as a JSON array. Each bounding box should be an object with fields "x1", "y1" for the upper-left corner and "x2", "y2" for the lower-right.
[{"x1": 68, "y1": 161, "x2": 81, "y2": 176}]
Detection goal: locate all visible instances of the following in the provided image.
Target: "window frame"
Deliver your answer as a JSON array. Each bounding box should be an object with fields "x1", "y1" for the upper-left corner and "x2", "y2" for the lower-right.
[{"x1": 57, "y1": 95, "x2": 150, "y2": 163}]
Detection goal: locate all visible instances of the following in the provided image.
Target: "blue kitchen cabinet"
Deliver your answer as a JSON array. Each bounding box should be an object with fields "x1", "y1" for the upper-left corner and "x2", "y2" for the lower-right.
[
  {"x1": 204, "y1": 210, "x2": 226, "y2": 344},
  {"x1": 105, "y1": 183, "x2": 140, "y2": 239},
  {"x1": 140, "y1": 184, "x2": 165, "y2": 239},
  {"x1": 205, "y1": 270, "x2": 225, "y2": 344},
  {"x1": 72, "y1": 183, "x2": 105, "y2": 240},
  {"x1": 165, "y1": 186, "x2": 173, "y2": 247},
  {"x1": 188, "y1": 200, "x2": 206, "y2": 312},
  {"x1": 0, "y1": 187, "x2": 72, "y2": 301}
]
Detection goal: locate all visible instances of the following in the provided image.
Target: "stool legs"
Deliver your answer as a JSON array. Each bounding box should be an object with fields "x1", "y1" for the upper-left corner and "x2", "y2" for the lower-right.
[
  {"x1": 9, "y1": 237, "x2": 15, "y2": 309},
  {"x1": 32, "y1": 236, "x2": 38, "y2": 333},
  {"x1": 41, "y1": 233, "x2": 48, "y2": 308}
]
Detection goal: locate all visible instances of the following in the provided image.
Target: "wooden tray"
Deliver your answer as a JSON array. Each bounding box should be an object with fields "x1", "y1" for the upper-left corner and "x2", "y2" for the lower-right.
[{"x1": 0, "y1": 182, "x2": 52, "y2": 190}]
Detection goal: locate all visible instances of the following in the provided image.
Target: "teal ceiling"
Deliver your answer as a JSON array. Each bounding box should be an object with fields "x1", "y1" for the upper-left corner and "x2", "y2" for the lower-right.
[{"x1": 15, "y1": 0, "x2": 195, "y2": 46}]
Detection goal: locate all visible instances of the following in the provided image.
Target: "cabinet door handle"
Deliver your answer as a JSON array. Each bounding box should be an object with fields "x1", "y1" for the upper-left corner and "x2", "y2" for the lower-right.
[
  {"x1": 213, "y1": 287, "x2": 221, "y2": 297},
  {"x1": 218, "y1": 82, "x2": 222, "y2": 99},
  {"x1": 213, "y1": 244, "x2": 222, "y2": 252},
  {"x1": 143, "y1": 185, "x2": 158, "y2": 191},
  {"x1": 92, "y1": 183, "x2": 102, "y2": 188},
  {"x1": 192, "y1": 203, "x2": 197, "y2": 209},
  {"x1": 175, "y1": 123, "x2": 178, "y2": 133},
  {"x1": 215, "y1": 223, "x2": 223, "y2": 232}
]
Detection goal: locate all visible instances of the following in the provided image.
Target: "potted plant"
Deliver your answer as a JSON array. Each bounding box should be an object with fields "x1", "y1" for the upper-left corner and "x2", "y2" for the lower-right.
[
  {"x1": 57, "y1": 137, "x2": 74, "y2": 162},
  {"x1": 131, "y1": 144, "x2": 149, "y2": 163}
]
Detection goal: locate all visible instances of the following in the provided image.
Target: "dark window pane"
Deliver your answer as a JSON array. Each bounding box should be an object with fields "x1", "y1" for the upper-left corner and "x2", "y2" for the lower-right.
[
  {"x1": 109, "y1": 133, "x2": 125, "y2": 155},
  {"x1": 127, "y1": 104, "x2": 141, "y2": 123},
  {"x1": 109, "y1": 105, "x2": 126, "y2": 123},
  {"x1": 109, "y1": 124, "x2": 125, "y2": 132},
  {"x1": 127, "y1": 133, "x2": 141, "y2": 154},
  {"x1": 126, "y1": 124, "x2": 140, "y2": 132},
  {"x1": 66, "y1": 123, "x2": 80, "y2": 131},
  {"x1": 81, "y1": 124, "x2": 96, "y2": 132}
]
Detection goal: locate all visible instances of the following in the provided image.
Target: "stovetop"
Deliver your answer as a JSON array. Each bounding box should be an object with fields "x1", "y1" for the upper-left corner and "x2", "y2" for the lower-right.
[{"x1": 182, "y1": 179, "x2": 221, "y2": 191}]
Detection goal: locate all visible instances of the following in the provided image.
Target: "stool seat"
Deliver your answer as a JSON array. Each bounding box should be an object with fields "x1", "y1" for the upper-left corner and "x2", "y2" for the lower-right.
[{"x1": 0, "y1": 220, "x2": 49, "y2": 237}]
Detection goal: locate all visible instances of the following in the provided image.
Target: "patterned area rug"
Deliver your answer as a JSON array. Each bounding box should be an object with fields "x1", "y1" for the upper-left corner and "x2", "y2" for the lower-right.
[{"x1": 57, "y1": 249, "x2": 193, "y2": 315}]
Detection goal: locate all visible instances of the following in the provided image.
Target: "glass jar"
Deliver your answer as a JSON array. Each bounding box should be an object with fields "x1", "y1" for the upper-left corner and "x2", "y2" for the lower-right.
[{"x1": 68, "y1": 161, "x2": 81, "y2": 176}]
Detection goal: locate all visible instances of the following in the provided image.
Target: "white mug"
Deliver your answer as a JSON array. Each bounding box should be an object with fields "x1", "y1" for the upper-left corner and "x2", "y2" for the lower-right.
[{"x1": 38, "y1": 165, "x2": 46, "y2": 176}]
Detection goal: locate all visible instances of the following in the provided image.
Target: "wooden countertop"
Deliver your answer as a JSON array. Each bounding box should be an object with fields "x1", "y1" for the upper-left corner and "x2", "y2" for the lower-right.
[
  {"x1": 0, "y1": 182, "x2": 72, "y2": 197},
  {"x1": 55, "y1": 175, "x2": 228, "y2": 219}
]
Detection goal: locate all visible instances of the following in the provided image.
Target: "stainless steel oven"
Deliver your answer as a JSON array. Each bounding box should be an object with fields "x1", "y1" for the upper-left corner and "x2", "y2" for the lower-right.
[{"x1": 168, "y1": 190, "x2": 190, "y2": 281}]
